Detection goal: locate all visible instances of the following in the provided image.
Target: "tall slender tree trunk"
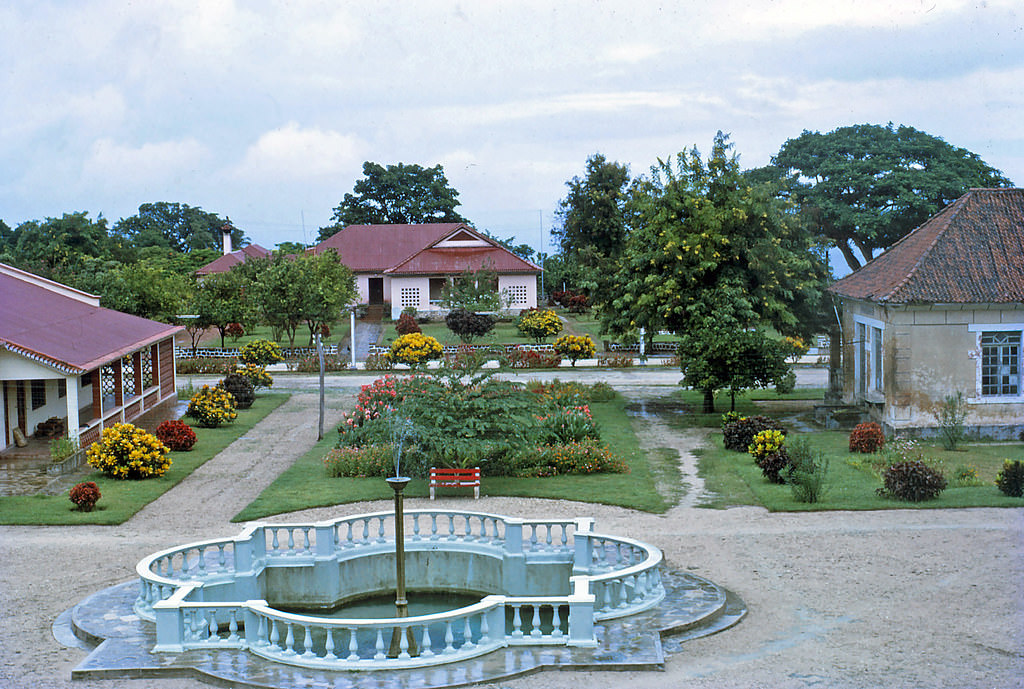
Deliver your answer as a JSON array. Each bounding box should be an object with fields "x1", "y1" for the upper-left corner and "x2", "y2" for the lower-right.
[{"x1": 703, "y1": 388, "x2": 715, "y2": 414}]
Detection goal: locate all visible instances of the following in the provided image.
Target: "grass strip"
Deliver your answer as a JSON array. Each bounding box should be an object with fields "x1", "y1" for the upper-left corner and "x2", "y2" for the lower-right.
[
  {"x1": 695, "y1": 428, "x2": 1024, "y2": 511},
  {"x1": 0, "y1": 394, "x2": 288, "y2": 525},
  {"x1": 233, "y1": 392, "x2": 674, "y2": 521}
]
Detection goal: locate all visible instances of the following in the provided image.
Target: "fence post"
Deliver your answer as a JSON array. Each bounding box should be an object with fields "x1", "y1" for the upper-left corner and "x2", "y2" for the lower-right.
[{"x1": 566, "y1": 576, "x2": 597, "y2": 647}]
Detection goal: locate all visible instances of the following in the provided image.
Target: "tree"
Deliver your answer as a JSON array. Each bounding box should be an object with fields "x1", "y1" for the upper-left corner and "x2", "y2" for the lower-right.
[
  {"x1": 250, "y1": 251, "x2": 356, "y2": 347},
  {"x1": 771, "y1": 123, "x2": 1012, "y2": 272},
  {"x1": 552, "y1": 154, "x2": 631, "y2": 300},
  {"x1": 274, "y1": 241, "x2": 307, "y2": 255},
  {"x1": 320, "y1": 162, "x2": 467, "y2": 239},
  {"x1": 193, "y1": 270, "x2": 253, "y2": 348},
  {"x1": 9, "y1": 212, "x2": 113, "y2": 275},
  {"x1": 604, "y1": 133, "x2": 828, "y2": 411},
  {"x1": 100, "y1": 264, "x2": 190, "y2": 323},
  {"x1": 113, "y1": 202, "x2": 247, "y2": 253},
  {"x1": 438, "y1": 265, "x2": 503, "y2": 312}
]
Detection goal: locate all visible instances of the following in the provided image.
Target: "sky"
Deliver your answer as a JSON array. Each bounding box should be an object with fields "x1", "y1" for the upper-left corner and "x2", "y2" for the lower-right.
[{"x1": 2, "y1": 0, "x2": 1023, "y2": 267}]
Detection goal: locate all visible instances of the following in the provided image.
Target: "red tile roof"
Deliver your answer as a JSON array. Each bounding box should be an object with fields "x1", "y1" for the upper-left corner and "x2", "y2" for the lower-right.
[
  {"x1": 195, "y1": 244, "x2": 270, "y2": 275},
  {"x1": 829, "y1": 188, "x2": 1024, "y2": 304},
  {"x1": 314, "y1": 223, "x2": 540, "y2": 275},
  {"x1": 0, "y1": 264, "x2": 181, "y2": 373}
]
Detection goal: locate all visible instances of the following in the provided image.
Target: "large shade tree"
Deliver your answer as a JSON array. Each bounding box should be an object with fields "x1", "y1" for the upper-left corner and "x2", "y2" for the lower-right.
[
  {"x1": 770, "y1": 123, "x2": 1012, "y2": 272},
  {"x1": 603, "y1": 133, "x2": 828, "y2": 411},
  {"x1": 320, "y1": 162, "x2": 467, "y2": 239},
  {"x1": 113, "y1": 202, "x2": 247, "y2": 253},
  {"x1": 551, "y1": 153, "x2": 631, "y2": 300}
]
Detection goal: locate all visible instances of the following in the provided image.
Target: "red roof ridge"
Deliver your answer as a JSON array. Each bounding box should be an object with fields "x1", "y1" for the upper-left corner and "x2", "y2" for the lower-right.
[
  {"x1": 385, "y1": 223, "x2": 475, "y2": 273},
  {"x1": 877, "y1": 192, "x2": 970, "y2": 302}
]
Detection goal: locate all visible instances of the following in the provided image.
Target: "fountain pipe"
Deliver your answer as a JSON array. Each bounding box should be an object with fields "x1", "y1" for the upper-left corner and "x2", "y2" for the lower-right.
[{"x1": 386, "y1": 476, "x2": 416, "y2": 656}]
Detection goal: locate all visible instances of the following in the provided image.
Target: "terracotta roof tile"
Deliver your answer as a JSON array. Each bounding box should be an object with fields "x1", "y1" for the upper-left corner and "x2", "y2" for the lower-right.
[
  {"x1": 829, "y1": 188, "x2": 1024, "y2": 304},
  {"x1": 195, "y1": 244, "x2": 270, "y2": 275},
  {"x1": 0, "y1": 265, "x2": 181, "y2": 372}
]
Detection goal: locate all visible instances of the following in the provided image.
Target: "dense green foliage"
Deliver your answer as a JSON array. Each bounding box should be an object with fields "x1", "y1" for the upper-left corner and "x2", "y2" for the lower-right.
[
  {"x1": 113, "y1": 202, "x2": 244, "y2": 253},
  {"x1": 445, "y1": 308, "x2": 496, "y2": 343},
  {"x1": 770, "y1": 123, "x2": 1012, "y2": 271},
  {"x1": 878, "y1": 461, "x2": 948, "y2": 502},
  {"x1": 438, "y1": 265, "x2": 503, "y2": 312},
  {"x1": 320, "y1": 161, "x2": 467, "y2": 239},
  {"x1": 995, "y1": 460, "x2": 1024, "y2": 497}
]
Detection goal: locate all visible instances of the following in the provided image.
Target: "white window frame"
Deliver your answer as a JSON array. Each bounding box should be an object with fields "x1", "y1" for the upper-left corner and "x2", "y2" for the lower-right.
[
  {"x1": 853, "y1": 315, "x2": 885, "y2": 401},
  {"x1": 969, "y1": 323, "x2": 1024, "y2": 403}
]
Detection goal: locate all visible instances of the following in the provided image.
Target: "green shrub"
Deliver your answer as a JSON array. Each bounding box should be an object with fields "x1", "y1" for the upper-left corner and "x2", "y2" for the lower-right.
[
  {"x1": 748, "y1": 429, "x2": 789, "y2": 483},
  {"x1": 785, "y1": 436, "x2": 829, "y2": 503},
  {"x1": 389, "y1": 333, "x2": 443, "y2": 365},
  {"x1": 538, "y1": 405, "x2": 600, "y2": 444},
  {"x1": 722, "y1": 415, "x2": 785, "y2": 452},
  {"x1": 953, "y1": 464, "x2": 985, "y2": 487},
  {"x1": 849, "y1": 422, "x2": 885, "y2": 453},
  {"x1": 49, "y1": 436, "x2": 79, "y2": 462},
  {"x1": 324, "y1": 444, "x2": 395, "y2": 478},
  {"x1": 877, "y1": 461, "x2": 947, "y2": 501},
  {"x1": 587, "y1": 382, "x2": 616, "y2": 402},
  {"x1": 933, "y1": 391, "x2": 968, "y2": 450},
  {"x1": 598, "y1": 354, "x2": 634, "y2": 368},
  {"x1": 86, "y1": 423, "x2": 171, "y2": 479},
  {"x1": 507, "y1": 349, "x2": 561, "y2": 369},
  {"x1": 176, "y1": 357, "x2": 236, "y2": 375},
  {"x1": 511, "y1": 439, "x2": 628, "y2": 477},
  {"x1": 364, "y1": 352, "x2": 395, "y2": 371},
  {"x1": 238, "y1": 363, "x2": 273, "y2": 389},
  {"x1": 995, "y1": 459, "x2": 1024, "y2": 497},
  {"x1": 220, "y1": 373, "x2": 255, "y2": 409},
  {"x1": 553, "y1": 334, "x2": 595, "y2": 366},
  {"x1": 445, "y1": 309, "x2": 496, "y2": 343}
]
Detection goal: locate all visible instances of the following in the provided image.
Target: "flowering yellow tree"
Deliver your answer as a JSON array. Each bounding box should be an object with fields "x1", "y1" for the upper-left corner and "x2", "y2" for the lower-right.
[
  {"x1": 516, "y1": 309, "x2": 563, "y2": 343},
  {"x1": 87, "y1": 423, "x2": 171, "y2": 479},
  {"x1": 389, "y1": 333, "x2": 443, "y2": 365}
]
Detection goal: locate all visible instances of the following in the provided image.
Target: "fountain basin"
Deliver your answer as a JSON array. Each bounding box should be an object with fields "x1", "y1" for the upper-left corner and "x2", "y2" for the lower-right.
[{"x1": 135, "y1": 510, "x2": 665, "y2": 670}]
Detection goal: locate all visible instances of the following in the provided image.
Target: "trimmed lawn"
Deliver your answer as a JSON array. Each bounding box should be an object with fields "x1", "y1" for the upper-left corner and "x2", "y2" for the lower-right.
[
  {"x1": 0, "y1": 394, "x2": 288, "y2": 525},
  {"x1": 233, "y1": 392, "x2": 676, "y2": 521},
  {"x1": 181, "y1": 324, "x2": 352, "y2": 351},
  {"x1": 691, "y1": 424, "x2": 1024, "y2": 511}
]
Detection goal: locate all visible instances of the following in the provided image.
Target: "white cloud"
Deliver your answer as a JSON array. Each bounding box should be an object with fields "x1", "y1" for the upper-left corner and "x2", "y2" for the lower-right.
[
  {"x1": 233, "y1": 122, "x2": 366, "y2": 180},
  {"x1": 82, "y1": 137, "x2": 209, "y2": 184}
]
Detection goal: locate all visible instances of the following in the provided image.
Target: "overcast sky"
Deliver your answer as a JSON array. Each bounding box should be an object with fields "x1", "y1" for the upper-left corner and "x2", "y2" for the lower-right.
[{"x1": 2, "y1": 0, "x2": 1022, "y2": 260}]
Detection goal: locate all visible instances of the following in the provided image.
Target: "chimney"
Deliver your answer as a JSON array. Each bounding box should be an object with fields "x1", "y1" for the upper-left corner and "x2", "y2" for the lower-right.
[{"x1": 221, "y1": 220, "x2": 234, "y2": 255}]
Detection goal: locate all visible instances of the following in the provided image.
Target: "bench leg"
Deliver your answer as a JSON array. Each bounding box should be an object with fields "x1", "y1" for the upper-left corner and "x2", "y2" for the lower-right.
[
  {"x1": 474, "y1": 486, "x2": 479, "y2": 499},
  {"x1": 429, "y1": 485, "x2": 435, "y2": 500}
]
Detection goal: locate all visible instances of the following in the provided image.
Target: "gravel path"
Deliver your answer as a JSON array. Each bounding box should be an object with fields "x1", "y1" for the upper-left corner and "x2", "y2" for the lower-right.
[{"x1": 0, "y1": 378, "x2": 1021, "y2": 689}]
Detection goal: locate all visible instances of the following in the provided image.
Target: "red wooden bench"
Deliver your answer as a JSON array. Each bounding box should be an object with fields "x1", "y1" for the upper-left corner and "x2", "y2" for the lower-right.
[{"x1": 429, "y1": 467, "x2": 481, "y2": 500}]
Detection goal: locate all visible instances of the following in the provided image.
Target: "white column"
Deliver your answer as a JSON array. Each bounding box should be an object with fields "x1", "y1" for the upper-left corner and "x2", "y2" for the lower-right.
[
  {"x1": 350, "y1": 308, "x2": 357, "y2": 369},
  {"x1": 65, "y1": 377, "x2": 80, "y2": 442}
]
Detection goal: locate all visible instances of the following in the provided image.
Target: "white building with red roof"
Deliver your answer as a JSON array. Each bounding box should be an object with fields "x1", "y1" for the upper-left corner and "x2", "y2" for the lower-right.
[
  {"x1": 313, "y1": 223, "x2": 541, "y2": 319},
  {"x1": 0, "y1": 263, "x2": 181, "y2": 452}
]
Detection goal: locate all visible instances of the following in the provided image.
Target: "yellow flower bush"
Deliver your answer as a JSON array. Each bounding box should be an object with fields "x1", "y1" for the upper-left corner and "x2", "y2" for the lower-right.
[
  {"x1": 186, "y1": 384, "x2": 238, "y2": 428},
  {"x1": 86, "y1": 423, "x2": 171, "y2": 480},
  {"x1": 238, "y1": 363, "x2": 273, "y2": 389},
  {"x1": 516, "y1": 309, "x2": 563, "y2": 342},
  {"x1": 389, "y1": 333, "x2": 443, "y2": 365},
  {"x1": 553, "y1": 334, "x2": 596, "y2": 366},
  {"x1": 748, "y1": 429, "x2": 786, "y2": 461},
  {"x1": 239, "y1": 339, "x2": 283, "y2": 366}
]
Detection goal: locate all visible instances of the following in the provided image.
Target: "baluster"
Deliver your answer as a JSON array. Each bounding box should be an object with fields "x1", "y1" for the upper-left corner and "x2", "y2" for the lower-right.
[
  {"x1": 412, "y1": 514, "x2": 421, "y2": 540},
  {"x1": 512, "y1": 605, "x2": 524, "y2": 638},
  {"x1": 420, "y1": 625, "x2": 434, "y2": 657},
  {"x1": 302, "y1": 528, "x2": 311, "y2": 553},
  {"x1": 479, "y1": 611, "x2": 490, "y2": 644},
  {"x1": 228, "y1": 610, "x2": 239, "y2": 642},
  {"x1": 551, "y1": 605, "x2": 563, "y2": 638},
  {"x1": 530, "y1": 605, "x2": 542, "y2": 638},
  {"x1": 399, "y1": 625, "x2": 411, "y2": 659},
  {"x1": 197, "y1": 546, "x2": 207, "y2": 575},
  {"x1": 545, "y1": 525, "x2": 553, "y2": 550},
  {"x1": 478, "y1": 516, "x2": 487, "y2": 541},
  {"x1": 287, "y1": 529, "x2": 296, "y2": 554},
  {"x1": 284, "y1": 623, "x2": 296, "y2": 655},
  {"x1": 430, "y1": 514, "x2": 439, "y2": 540},
  {"x1": 462, "y1": 616, "x2": 475, "y2": 650},
  {"x1": 443, "y1": 620, "x2": 455, "y2": 653},
  {"x1": 268, "y1": 620, "x2": 281, "y2": 651},
  {"x1": 218, "y1": 544, "x2": 227, "y2": 570},
  {"x1": 347, "y1": 627, "x2": 359, "y2": 661},
  {"x1": 324, "y1": 628, "x2": 336, "y2": 660},
  {"x1": 378, "y1": 517, "x2": 386, "y2": 542},
  {"x1": 463, "y1": 515, "x2": 473, "y2": 540},
  {"x1": 361, "y1": 518, "x2": 369, "y2": 543},
  {"x1": 256, "y1": 615, "x2": 267, "y2": 646},
  {"x1": 180, "y1": 551, "x2": 190, "y2": 575},
  {"x1": 529, "y1": 525, "x2": 538, "y2": 551},
  {"x1": 618, "y1": 579, "x2": 629, "y2": 608},
  {"x1": 271, "y1": 529, "x2": 280, "y2": 553},
  {"x1": 209, "y1": 609, "x2": 219, "y2": 641},
  {"x1": 374, "y1": 629, "x2": 385, "y2": 660},
  {"x1": 447, "y1": 514, "x2": 455, "y2": 539},
  {"x1": 597, "y1": 582, "x2": 609, "y2": 612},
  {"x1": 302, "y1": 625, "x2": 314, "y2": 657},
  {"x1": 560, "y1": 524, "x2": 568, "y2": 549}
]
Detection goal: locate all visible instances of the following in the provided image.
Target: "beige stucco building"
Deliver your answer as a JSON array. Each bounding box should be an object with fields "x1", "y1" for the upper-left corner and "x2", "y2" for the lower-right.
[{"x1": 829, "y1": 188, "x2": 1024, "y2": 439}]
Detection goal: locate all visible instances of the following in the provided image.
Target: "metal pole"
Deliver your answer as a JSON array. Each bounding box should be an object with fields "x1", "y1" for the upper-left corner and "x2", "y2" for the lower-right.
[
  {"x1": 316, "y1": 332, "x2": 325, "y2": 440},
  {"x1": 350, "y1": 307, "x2": 357, "y2": 370},
  {"x1": 386, "y1": 476, "x2": 416, "y2": 656}
]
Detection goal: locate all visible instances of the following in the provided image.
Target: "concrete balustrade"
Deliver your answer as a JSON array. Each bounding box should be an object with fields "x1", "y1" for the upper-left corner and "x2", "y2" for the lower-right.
[{"x1": 138, "y1": 509, "x2": 663, "y2": 670}]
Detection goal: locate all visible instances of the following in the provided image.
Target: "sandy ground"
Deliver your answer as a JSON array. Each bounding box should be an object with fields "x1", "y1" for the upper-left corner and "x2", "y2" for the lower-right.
[{"x1": 0, "y1": 377, "x2": 1021, "y2": 689}]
